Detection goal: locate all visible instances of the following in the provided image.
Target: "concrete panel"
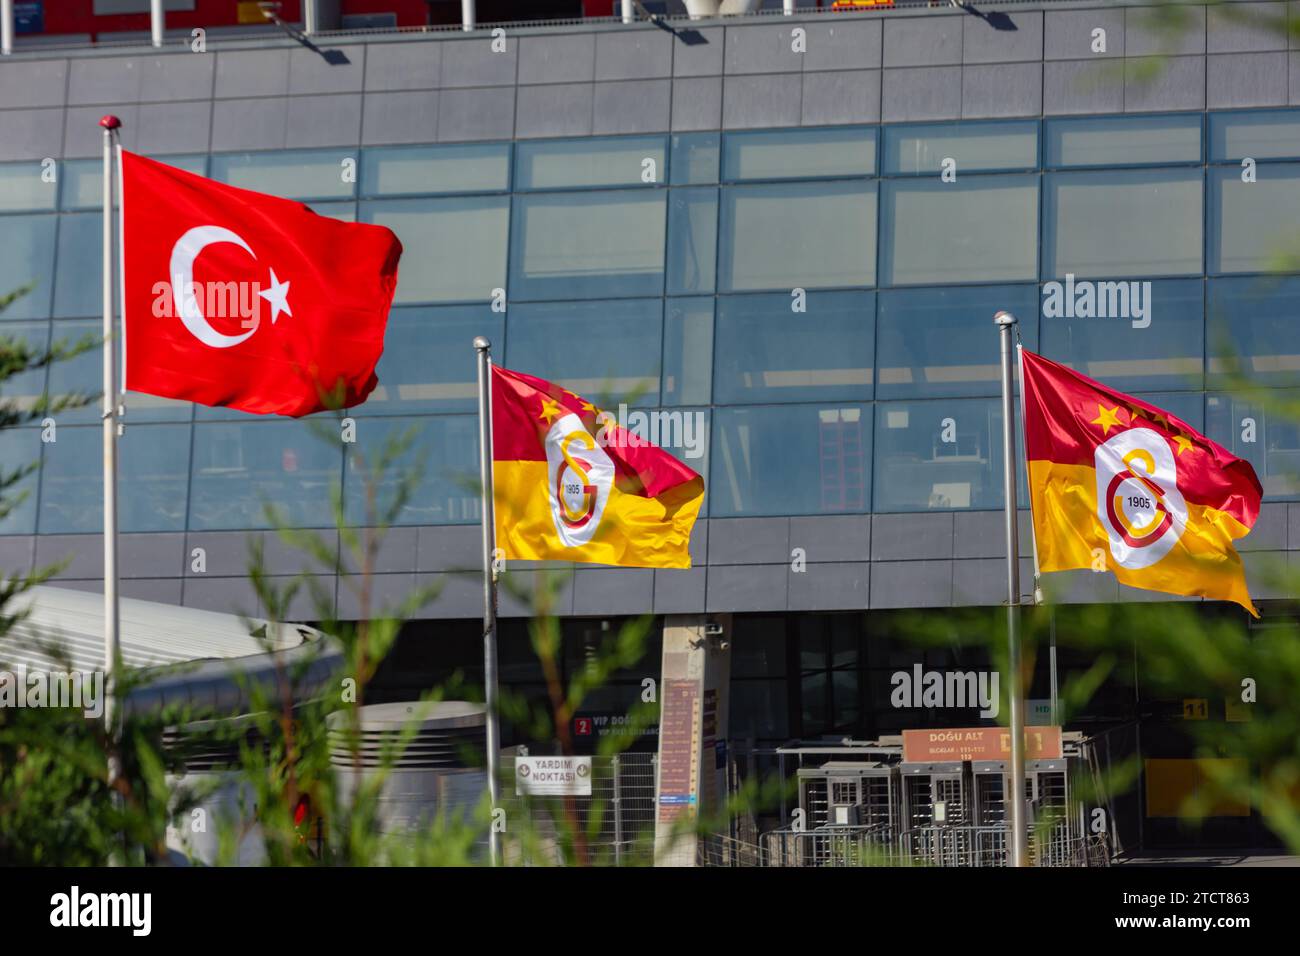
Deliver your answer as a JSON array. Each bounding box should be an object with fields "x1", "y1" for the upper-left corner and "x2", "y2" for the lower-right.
[
  {"x1": 1125, "y1": 6, "x2": 1207, "y2": 57},
  {"x1": 953, "y1": 510, "x2": 1034, "y2": 559},
  {"x1": 572, "y1": 568, "x2": 656, "y2": 615},
  {"x1": 121, "y1": 533, "x2": 187, "y2": 579},
  {"x1": 415, "y1": 570, "x2": 482, "y2": 619},
  {"x1": 0, "y1": 536, "x2": 35, "y2": 578},
  {"x1": 1207, "y1": 52, "x2": 1289, "y2": 108},
  {"x1": 788, "y1": 514, "x2": 871, "y2": 563},
  {"x1": 721, "y1": 73, "x2": 802, "y2": 129},
  {"x1": 962, "y1": 10, "x2": 1044, "y2": 64},
  {"x1": 273, "y1": 573, "x2": 336, "y2": 622},
  {"x1": 440, "y1": 36, "x2": 519, "y2": 88},
  {"x1": 787, "y1": 561, "x2": 869, "y2": 611},
  {"x1": 364, "y1": 41, "x2": 441, "y2": 92},
  {"x1": 288, "y1": 45, "x2": 367, "y2": 95},
  {"x1": 881, "y1": 66, "x2": 962, "y2": 122},
  {"x1": 869, "y1": 560, "x2": 952, "y2": 608},
  {"x1": 871, "y1": 513, "x2": 954, "y2": 561},
  {"x1": 706, "y1": 563, "x2": 788, "y2": 613},
  {"x1": 962, "y1": 62, "x2": 1042, "y2": 119},
  {"x1": 673, "y1": 26, "x2": 725, "y2": 77},
  {"x1": 285, "y1": 93, "x2": 362, "y2": 148},
  {"x1": 654, "y1": 567, "x2": 707, "y2": 614},
  {"x1": 1044, "y1": 8, "x2": 1125, "y2": 59},
  {"x1": 336, "y1": 572, "x2": 416, "y2": 619},
  {"x1": 62, "y1": 105, "x2": 137, "y2": 158},
  {"x1": 416, "y1": 524, "x2": 482, "y2": 573},
  {"x1": 1239, "y1": 502, "x2": 1288, "y2": 550},
  {"x1": 1292, "y1": 52, "x2": 1300, "y2": 103},
  {"x1": 670, "y1": 76, "x2": 722, "y2": 131},
  {"x1": 724, "y1": 23, "x2": 805, "y2": 75},
  {"x1": 260, "y1": 529, "x2": 338, "y2": 577},
  {"x1": 1289, "y1": 502, "x2": 1300, "y2": 549},
  {"x1": 135, "y1": 100, "x2": 212, "y2": 154},
  {"x1": 1242, "y1": 551, "x2": 1289, "y2": 600},
  {"x1": 803, "y1": 19, "x2": 882, "y2": 72},
  {"x1": 1039, "y1": 569, "x2": 1119, "y2": 604},
  {"x1": 515, "y1": 83, "x2": 594, "y2": 139},
  {"x1": 138, "y1": 53, "x2": 216, "y2": 102},
  {"x1": 952, "y1": 556, "x2": 1035, "y2": 606},
  {"x1": 882, "y1": 15, "x2": 964, "y2": 68},
  {"x1": 1124, "y1": 55, "x2": 1206, "y2": 113},
  {"x1": 1043, "y1": 59, "x2": 1124, "y2": 115},
  {"x1": 519, "y1": 33, "x2": 596, "y2": 85},
  {"x1": 68, "y1": 56, "x2": 142, "y2": 106},
  {"x1": 182, "y1": 576, "x2": 261, "y2": 616},
  {"x1": 707, "y1": 517, "x2": 789, "y2": 565},
  {"x1": 36, "y1": 534, "x2": 103, "y2": 580},
  {"x1": 0, "y1": 59, "x2": 68, "y2": 109},
  {"x1": 0, "y1": 108, "x2": 66, "y2": 161},
  {"x1": 211, "y1": 97, "x2": 289, "y2": 151},
  {"x1": 595, "y1": 29, "x2": 674, "y2": 81},
  {"x1": 214, "y1": 48, "x2": 291, "y2": 98},
  {"x1": 437, "y1": 86, "x2": 516, "y2": 142},
  {"x1": 594, "y1": 78, "x2": 672, "y2": 134},
  {"x1": 800, "y1": 70, "x2": 881, "y2": 126},
  {"x1": 338, "y1": 526, "x2": 416, "y2": 575},
  {"x1": 361, "y1": 91, "x2": 439, "y2": 145},
  {"x1": 1208, "y1": 1, "x2": 1288, "y2": 53},
  {"x1": 498, "y1": 569, "x2": 575, "y2": 618},
  {"x1": 184, "y1": 530, "x2": 257, "y2": 577}
]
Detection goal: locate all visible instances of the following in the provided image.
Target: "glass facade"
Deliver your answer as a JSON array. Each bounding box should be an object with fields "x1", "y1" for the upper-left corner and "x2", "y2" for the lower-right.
[{"x1": 6, "y1": 109, "x2": 1300, "y2": 535}]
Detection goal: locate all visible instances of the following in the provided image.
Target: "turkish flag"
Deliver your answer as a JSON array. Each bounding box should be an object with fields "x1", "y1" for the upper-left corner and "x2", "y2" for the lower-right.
[{"x1": 121, "y1": 150, "x2": 402, "y2": 417}]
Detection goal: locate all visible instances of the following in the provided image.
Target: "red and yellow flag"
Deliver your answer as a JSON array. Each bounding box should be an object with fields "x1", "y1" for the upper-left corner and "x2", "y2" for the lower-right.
[
  {"x1": 1021, "y1": 349, "x2": 1262, "y2": 615},
  {"x1": 491, "y1": 366, "x2": 705, "y2": 568}
]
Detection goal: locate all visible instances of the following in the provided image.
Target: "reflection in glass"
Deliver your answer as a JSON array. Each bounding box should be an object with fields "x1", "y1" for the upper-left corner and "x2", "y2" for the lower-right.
[
  {"x1": 209, "y1": 149, "x2": 356, "y2": 201},
  {"x1": 514, "y1": 136, "x2": 666, "y2": 190},
  {"x1": 1209, "y1": 110, "x2": 1300, "y2": 162},
  {"x1": 0, "y1": 428, "x2": 39, "y2": 534},
  {"x1": 663, "y1": 297, "x2": 713, "y2": 407},
  {"x1": 1, "y1": 214, "x2": 57, "y2": 319},
  {"x1": 0, "y1": 322, "x2": 49, "y2": 405},
  {"x1": 1208, "y1": 164, "x2": 1300, "y2": 274},
  {"x1": 666, "y1": 187, "x2": 717, "y2": 296},
  {"x1": 0, "y1": 162, "x2": 58, "y2": 212},
  {"x1": 52, "y1": 213, "x2": 101, "y2": 318},
  {"x1": 670, "y1": 132, "x2": 720, "y2": 185},
  {"x1": 723, "y1": 127, "x2": 876, "y2": 181},
  {"x1": 344, "y1": 415, "x2": 480, "y2": 526},
  {"x1": 1206, "y1": 392, "x2": 1300, "y2": 500},
  {"x1": 1045, "y1": 114, "x2": 1201, "y2": 168},
  {"x1": 1207, "y1": 276, "x2": 1300, "y2": 388},
  {"x1": 883, "y1": 121, "x2": 1036, "y2": 175},
  {"x1": 360, "y1": 143, "x2": 511, "y2": 197},
  {"x1": 361, "y1": 306, "x2": 503, "y2": 415}
]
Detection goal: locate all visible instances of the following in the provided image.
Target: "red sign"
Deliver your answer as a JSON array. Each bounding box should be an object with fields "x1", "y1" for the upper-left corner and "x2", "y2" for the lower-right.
[{"x1": 903, "y1": 726, "x2": 1063, "y2": 763}]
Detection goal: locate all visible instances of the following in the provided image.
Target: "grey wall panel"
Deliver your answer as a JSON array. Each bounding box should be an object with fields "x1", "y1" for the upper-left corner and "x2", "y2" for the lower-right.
[
  {"x1": 952, "y1": 556, "x2": 1035, "y2": 606},
  {"x1": 882, "y1": 15, "x2": 964, "y2": 69},
  {"x1": 1044, "y1": 8, "x2": 1125, "y2": 59},
  {"x1": 182, "y1": 575, "x2": 262, "y2": 616},
  {"x1": 364, "y1": 42, "x2": 442, "y2": 92},
  {"x1": 1240, "y1": 551, "x2": 1289, "y2": 600},
  {"x1": 1125, "y1": 6, "x2": 1206, "y2": 57},
  {"x1": 572, "y1": 567, "x2": 656, "y2": 615},
  {"x1": 689, "y1": 519, "x2": 708, "y2": 566},
  {"x1": 1207, "y1": 51, "x2": 1289, "y2": 107},
  {"x1": 1240, "y1": 502, "x2": 1288, "y2": 550},
  {"x1": 595, "y1": 29, "x2": 674, "y2": 81},
  {"x1": 0, "y1": 59, "x2": 68, "y2": 109},
  {"x1": 497, "y1": 568, "x2": 575, "y2": 618},
  {"x1": 724, "y1": 23, "x2": 805, "y2": 75},
  {"x1": 707, "y1": 517, "x2": 789, "y2": 565},
  {"x1": 338, "y1": 527, "x2": 416, "y2": 575},
  {"x1": 1124, "y1": 55, "x2": 1206, "y2": 112},
  {"x1": 1039, "y1": 568, "x2": 1119, "y2": 603},
  {"x1": 415, "y1": 571, "x2": 482, "y2": 618},
  {"x1": 36, "y1": 535, "x2": 103, "y2": 579},
  {"x1": 707, "y1": 563, "x2": 788, "y2": 612},
  {"x1": 788, "y1": 514, "x2": 871, "y2": 563},
  {"x1": 184, "y1": 531, "x2": 253, "y2": 577},
  {"x1": 519, "y1": 33, "x2": 596, "y2": 85},
  {"x1": 122, "y1": 533, "x2": 187, "y2": 578},
  {"x1": 288, "y1": 45, "x2": 367, "y2": 95},
  {"x1": 869, "y1": 560, "x2": 952, "y2": 608},
  {"x1": 1289, "y1": 503, "x2": 1300, "y2": 549},
  {"x1": 593, "y1": 78, "x2": 672, "y2": 134},
  {"x1": 803, "y1": 19, "x2": 882, "y2": 72},
  {"x1": 63, "y1": 105, "x2": 139, "y2": 157},
  {"x1": 962, "y1": 62, "x2": 1042, "y2": 118},
  {"x1": 214, "y1": 49, "x2": 291, "y2": 98},
  {"x1": 211, "y1": 97, "x2": 289, "y2": 151},
  {"x1": 139, "y1": 54, "x2": 216, "y2": 102},
  {"x1": 787, "y1": 561, "x2": 869, "y2": 611},
  {"x1": 722, "y1": 73, "x2": 802, "y2": 128},
  {"x1": 336, "y1": 572, "x2": 416, "y2": 619},
  {"x1": 673, "y1": 26, "x2": 725, "y2": 77},
  {"x1": 1292, "y1": 51, "x2": 1300, "y2": 103},
  {"x1": 68, "y1": 56, "x2": 142, "y2": 106},
  {"x1": 135, "y1": 100, "x2": 211, "y2": 154},
  {"x1": 362, "y1": 90, "x2": 439, "y2": 145},
  {"x1": 123, "y1": 578, "x2": 185, "y2": 605},
  {"x1": 654, "y1": 567, "x2": 707, "y2": 613},
  {"x1": 800, "y1": 70, "x2": 881, "y2": 126},
  {"x1": 0, "y1": 536, "x2": 35, "y2": 578},
  {"x1": 437, "y1": 86, "x2": 515, "y2": 141},
  {"x1": 259, "y1": 529, "x2": 339, "y2": 577},
  {"x1": 440, "y1": 36, "x2": 519, "y2": 88},
  {"x1": 285, "y1": 93, "x2": 362, "y2": 148},
  {"x1": 881, "y1": 66, "x2": 962, "y2": 122},
  {"x1": 670, "y1": 76, "x2": 722, "y2": 131},
  {"x1": 515, "y1": 83, "x2": 594, "y2": 139},
  {"x1": 416, "y1": 525, "x2": 481, "y2": 573},
  {"x1": 953, "y1": 510, "x2": 1034, "y2": 559},
  {"x1": 962, "y1": 11, "x2": 1044, "y2": 64},
  {"x1": 1043, "y1": 58, "x2": 1124, "y2": 114},
  {"x1": 871, "y1": 513, "x2": 954, "y2": 561},
  {"x1": 1207, "y1": 1, "x2": 1288, "y2": 53},
  {"x1": 0, "y1": 108, "x2": 65, "y2": 161}
]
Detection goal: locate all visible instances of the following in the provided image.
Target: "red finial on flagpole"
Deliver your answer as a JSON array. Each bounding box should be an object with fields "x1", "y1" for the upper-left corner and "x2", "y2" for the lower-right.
[{"x1": 99, "y1": 115, "x2": 122, "y2": 129}]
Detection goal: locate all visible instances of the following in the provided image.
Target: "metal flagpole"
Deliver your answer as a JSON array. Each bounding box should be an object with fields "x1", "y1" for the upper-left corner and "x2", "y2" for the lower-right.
[
  {"x1": 995, "y1": 311, "x2": 1029, "y2": 867},
  {"x1": 473, "y1": 336, "x2": 502, "y2": 866},
  {"x1": 100, "y1": 116, "x2": 123, "y2": 798}
]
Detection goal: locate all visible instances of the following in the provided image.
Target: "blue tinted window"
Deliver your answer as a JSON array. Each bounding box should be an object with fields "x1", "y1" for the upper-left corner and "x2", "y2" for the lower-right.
[
  {"x1": 671, "y1": 132, "x2": 720, "y2": 185},
  {"x1": 1209, "y1": 110, "x2": 1300, "y2": 162},
  {"x1": 1, "y1": 214, "x2": 56, "y2": 319},
  {"x1": 359, "y1": 305, "x2": 502, "y2": 416},
  {"x1": 509, "y1": 190, "x2": 666, "y2": 300},
  {"x1": 663, "y1": 298, "x2": 713, "y2": 407},
  {"x1": 189, "y1": 420, "x2": 342, "y2": 530},
  {"x1": 39, "y1": 424, "x2": 190, "y2": 533},
  {"x1": 873, "y1": 399, "x2": 1024, "y2": 512},
  {"x1": 714, "y1": 291, "x2": 874, "y2": 404},
  {"x1": 45, "y1": 321, "x2": 101, "y2": 424},
  {"x1": 1208, "y1": 163, "x2": 1300, "y2": 274},
  {"x1": 514, "y1": 136, "x2": 666, "y2": 189},
  {"x1": 360, "y1": 143, "x2": 511, "y2": 197},
  {"x1": 1206, "y1": 392, "x2": 1300, "y2": 500},
  {"x1": 883, "y1": 121, "x2": 1036, "y2": 175},
  {"x1": 52, "y1": 213, "x2": 101, "y2": 318},
  {"x1": 344, "y1": 415, "x2": 480, "y2": 526},
  {"x1": 1207, "y1": 277, "x2": 1300, "y2": 388},
  {"x1": 65, "y1": 154, "x2": 204, "y2": 211},
  {"x1": 0, "y1": 162, "x2": 58, "y2": 212},
  {"x1": 723, "y1": 127, "x2": 876, "y2": 181},
  {"x1": 0, "y1": 322, "x2": 49, "y2": 405},
  {"x1": 666, "y1": 187, "x2": 717, "y2": 296},
  {"x1": 1039, "y1": 278, "x2": 1203, "y2": 393},
  {"x1": 719, "y1": 181, "x2": 876, "y2": 292},
  {"x1": 1045, "y1": 114, "x2": 1201, "y2": 168},
  {"x1": 876, "y1": 285, "x2": 1039, "y2": 399},
  {"x1": 0, "y1": 428, "x2": 40, "y2": 534},
  {"x1": 506, "y1": 299, "x2": 662, "y2": 406},
  {"x1": 1135, "y1": 391, "x2": 1204, "y2": 434},
  {"x1": 209, "y1": 150, "x2": 356, "y2": 201},
  {"x1": 711, "y1": 404, "x2": 871, "y2": 517}
]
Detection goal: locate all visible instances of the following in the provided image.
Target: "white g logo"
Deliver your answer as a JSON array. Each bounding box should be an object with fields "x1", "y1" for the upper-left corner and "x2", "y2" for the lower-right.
[{"x1": 1094, "y1": 428, "x2": 1186, "y2": 570}]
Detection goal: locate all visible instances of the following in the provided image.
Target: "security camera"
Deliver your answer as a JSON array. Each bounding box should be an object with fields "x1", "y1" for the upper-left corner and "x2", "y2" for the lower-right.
[{"x1": 703, "y1": 622, "x2": 724, "y2": 637}]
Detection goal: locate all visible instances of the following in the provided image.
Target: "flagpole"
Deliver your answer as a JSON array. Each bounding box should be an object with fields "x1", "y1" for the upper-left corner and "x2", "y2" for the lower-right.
[
  {"x1": 1016, "y1": 343, "x2": 1056, "y2": 724},
  {"x1": 995, "y1": 310, "x2": 1029, "y2": 867},
  {"x1": 100, "y1": 115, "x2": 123, "y2": 800},
  {"x1": 473, "y1": 335, "x2": 502, "y2": 866}
]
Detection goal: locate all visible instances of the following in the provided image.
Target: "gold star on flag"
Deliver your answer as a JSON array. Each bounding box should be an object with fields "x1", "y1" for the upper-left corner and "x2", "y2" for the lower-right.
[
  {"x1": 539, "y1": 397, "x2": 563, "y2": 424},
  {"x1": 1173, "y1": 434, "x2": 1195, "y2": 456},
  {"x1": 580, "y1": 400, "x2": 596, "y2": 413},
  {"x1": 1091, "y1": 403, "x2": 1124, "y2": 435}
]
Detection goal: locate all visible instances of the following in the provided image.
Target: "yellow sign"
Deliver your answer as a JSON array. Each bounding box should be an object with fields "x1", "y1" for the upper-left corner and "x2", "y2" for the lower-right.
[
  {"x1": 237, "y1": 2, "x2": 270, "y2": 25},
  {"x1": 1224, "y1": 697, "x2": 1252, "y2": 722},
  {"x1": 1182, "y1": 698, "x2": 1208, "y2": 720}
]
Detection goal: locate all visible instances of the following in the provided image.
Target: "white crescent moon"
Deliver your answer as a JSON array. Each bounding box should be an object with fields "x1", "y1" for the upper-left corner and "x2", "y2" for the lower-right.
[{"x1": 170, "y1": 225, "x2": 258, "y2": 349}]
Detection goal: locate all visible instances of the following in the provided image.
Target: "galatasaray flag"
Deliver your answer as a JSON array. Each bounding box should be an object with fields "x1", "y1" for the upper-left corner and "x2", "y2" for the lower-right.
[
  {"x1": 1021, "y1": 349, "x2": 1262, "y2": 615},
  {"x1": 491, "y1": 366, "x2": 704, "y2": 569},
  {"x1": 121, "y1": 150, "x2": 402, "y2": 417}
]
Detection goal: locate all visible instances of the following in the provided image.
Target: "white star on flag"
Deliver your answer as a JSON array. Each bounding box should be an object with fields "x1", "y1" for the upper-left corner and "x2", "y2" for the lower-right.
[{"x1": 259, "y1": 268, "x2": 292, "y2": 324}]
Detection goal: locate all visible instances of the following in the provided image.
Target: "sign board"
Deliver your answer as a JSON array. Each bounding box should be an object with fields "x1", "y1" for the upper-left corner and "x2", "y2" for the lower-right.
[
  {"x1": 515, "y1": 756, "x2": 592, "y2": 797},
  {"x1": 902, "y1": 726, "x2": 1063, "y2": 763},
  {"x1": 657, "y1": 678, "x2": 699, "y2": 823},
  {"x1": 1026, "y1": 698, "x2": 1054, "y2": 726},
  {"x1": 1182, "y1": 698, "x2": 1209, "y2": 721}
]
